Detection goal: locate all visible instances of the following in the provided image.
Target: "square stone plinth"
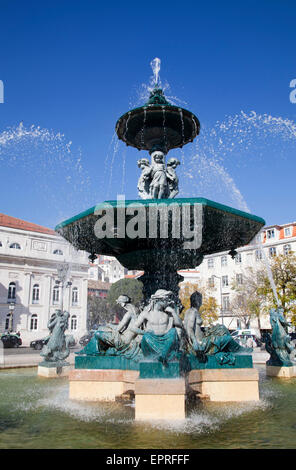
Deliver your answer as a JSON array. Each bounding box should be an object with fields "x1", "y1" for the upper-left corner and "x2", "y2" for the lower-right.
[
  {"x1": 266, "y1": 365, "x2": 296, "y2": 378},
  {"x1": 135, "y1": 378, "x2": 186, "y2": 420},
  {"x1": 69, "y1": 369, "x2": 139, "y2": 401},
  {"x1": 188, "y1": 368, "x2": 259, "y2": 402},
  {"x1": 38, "y1": 365, "x2": 72, "y2": 378}
]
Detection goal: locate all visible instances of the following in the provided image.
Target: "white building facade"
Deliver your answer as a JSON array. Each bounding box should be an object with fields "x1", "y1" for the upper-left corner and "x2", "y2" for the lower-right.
[
  {"x1": 0, "y1": 214, "x2": 89, "y2": 346},
  {"x1": 198, "y1": 222, "x2": 296, "y2": 330}
]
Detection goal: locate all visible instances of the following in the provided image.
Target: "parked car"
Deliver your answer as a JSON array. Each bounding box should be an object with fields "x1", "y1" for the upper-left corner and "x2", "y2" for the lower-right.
[
  {"x1": 235, "y1": 334, "x2": 262, "y2": 348},
  {"x1": 30, "y1": 338, "x2": 48, "y2": 350},
  {"x1": 30, "y1": 337, "x2": 77, "y2": 350},
  {"x1": 79, "y1": 331, "x2": 95, "y2": 346},
  {"x1": 1, "y1": 332, "x2": 22, "y2": 348}
]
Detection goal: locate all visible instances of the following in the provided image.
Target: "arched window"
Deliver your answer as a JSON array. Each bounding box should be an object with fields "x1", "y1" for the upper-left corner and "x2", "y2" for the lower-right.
[
  {"x1": 53, "y1": 249, "x2": 63, "y2": 255},
  {"x1": 71, "y1": 315, "x2": 77, "y2": 330},
  {"x1": 30, "y1": 314, "x2": 38, "y2": 330},
  {"x1": 72, "y1": 287, "x2": 78, "y2": 305},
  {"x1": 284, "y1": 244, "x2": 292, "y2": 256},
  {"x1": 5, "y1": 314, "x2": 11, "y2": 330},
  {"x1": 8, "y1": 282, "x2": 16, "y2": 300},
  {"x1": 53, "y1": 285, "x2": 60, "y2": 304},
  {"x1": 9, "y1": 243, "x2": 21, "y2": 249},
  {"x1": 32, "y1": 284, "x2": 40, "y2": 304}
]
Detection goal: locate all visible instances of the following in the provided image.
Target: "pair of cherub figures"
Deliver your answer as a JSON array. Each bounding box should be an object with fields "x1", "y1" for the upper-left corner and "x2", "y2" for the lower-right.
[{"x1": 137, "y1": 150, "x2": 180, "y2": 199}]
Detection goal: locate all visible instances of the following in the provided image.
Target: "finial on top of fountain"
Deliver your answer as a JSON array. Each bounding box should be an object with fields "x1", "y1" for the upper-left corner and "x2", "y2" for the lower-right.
[{"x1": 145, "y1": 87, "x2": 171, "y2": 107}]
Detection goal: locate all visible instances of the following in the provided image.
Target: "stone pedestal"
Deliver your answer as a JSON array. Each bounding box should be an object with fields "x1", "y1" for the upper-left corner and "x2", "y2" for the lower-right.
[
  {"x1": 135, "y1": 378, "x2": 186, "y2": 421},
  {"x1": 266, "y1": 365, "x2": 296, "y2": 378},
  {"x1": 38, "y1": 364, "x2": 71, "y2": 378},
  {"x1": 69, "y1": 369, "x2": 139, "y2": 401},
  {"x1": 188, "y1": 368, "x2": 259, "y2": 402}
]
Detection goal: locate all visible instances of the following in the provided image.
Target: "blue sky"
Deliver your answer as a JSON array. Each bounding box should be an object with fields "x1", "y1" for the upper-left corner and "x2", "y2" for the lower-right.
[{"x1": 0, "y1": 0, "x2": 296, "y2": 228}]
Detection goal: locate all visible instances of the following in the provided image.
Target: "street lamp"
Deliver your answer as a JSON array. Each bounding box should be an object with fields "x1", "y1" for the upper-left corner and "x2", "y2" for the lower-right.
[
  {"x1": 212, "y1": 275, "x2": 224, "y2": 325},
  {"x1": 8, "y1": 302, "x2": 15, "y2": 332},
  {"x1": 56, "y1": 263, "x2": 72, "y2": 312}
]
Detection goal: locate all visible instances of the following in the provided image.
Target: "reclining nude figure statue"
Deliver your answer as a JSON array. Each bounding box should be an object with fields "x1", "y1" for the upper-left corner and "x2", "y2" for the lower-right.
[
  {"x1": 130, "y1": 289, "x2": 184, "y2": 365},
  {"x1": 183, "y1": 291, "x2": 252, "y2": 365},
  {"x1": 77, "y1": 295, "x2": 143, "y2": 361}
]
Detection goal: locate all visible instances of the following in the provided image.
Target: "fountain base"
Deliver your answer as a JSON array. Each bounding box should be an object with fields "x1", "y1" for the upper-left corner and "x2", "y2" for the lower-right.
[
  {"x1": 188, "y1": 368, "x2": 259, "y2": 402},
  {"x1": 266, "y1": 365, "x2": 296, "y2": 378},
  {"x1": 38, "y1": 363, "x2": 71, "y2": 378},
  {"x1": 135, "y1": 378, "x2": 186, "y2": 421}
]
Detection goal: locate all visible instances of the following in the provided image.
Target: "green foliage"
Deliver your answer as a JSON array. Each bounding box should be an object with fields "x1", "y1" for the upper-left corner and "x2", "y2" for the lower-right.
[
  {"x1": 87, "y1": 295, "x2": 114, "y2": 328},
  {"x1": 179, "y1": 282, "x2": 219, "y2": 325},
  {"x1": 230, "y1": 267, "x2": 266, "y2": 329},
  {"x1": 257, "y1": 253, "x2": 296, "y2": 326},
  {"x1": 107, "y1": 278, "x2": 144, "y2": 309}
]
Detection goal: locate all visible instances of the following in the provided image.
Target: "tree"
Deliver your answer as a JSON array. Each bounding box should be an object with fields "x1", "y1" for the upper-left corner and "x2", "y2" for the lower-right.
[
  {"x1": 257, "y1": 253, "x2": 296, "y2": 326},
  {"x1": 230, "y1": 267, "x2": 266, "y2": 330},
  {"x1": 87, "y1": 295, "x2": 114, "y2": 328},
  {"x1": 107, "y1": 278, "x2": 144, "y2": 311},
  {"x1": 179, "y1": 282, "x2": 219, "y2": 325}
]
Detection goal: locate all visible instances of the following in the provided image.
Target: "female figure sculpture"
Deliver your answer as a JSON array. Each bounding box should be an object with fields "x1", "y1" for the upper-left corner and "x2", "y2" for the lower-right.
[{"x1": 78, "y1": 295, "x2": 143, "y2": 361}]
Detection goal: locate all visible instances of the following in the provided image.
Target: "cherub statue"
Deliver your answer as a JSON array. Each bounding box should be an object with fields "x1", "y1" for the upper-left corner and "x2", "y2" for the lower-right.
[
  {"x1": 150, "y1": 150, "x2": 169, "y2": 199},
  {"x1": 166, "y1": 157, "x2": 180, "y2": 198},
  {"x1": 137, "y1": 158, "x2": 151, "y2": 199}
]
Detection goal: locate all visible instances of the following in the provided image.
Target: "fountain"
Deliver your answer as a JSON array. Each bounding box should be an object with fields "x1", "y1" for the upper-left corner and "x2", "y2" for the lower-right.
[{"x1": 55, "y1": 60, "x2": 266, "y2": 420}]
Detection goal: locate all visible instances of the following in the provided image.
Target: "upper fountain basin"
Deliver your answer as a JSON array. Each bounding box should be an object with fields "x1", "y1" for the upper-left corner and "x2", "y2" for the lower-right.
[{"x1": 115, "y1": 87, "x2": 200, "y2": 152}]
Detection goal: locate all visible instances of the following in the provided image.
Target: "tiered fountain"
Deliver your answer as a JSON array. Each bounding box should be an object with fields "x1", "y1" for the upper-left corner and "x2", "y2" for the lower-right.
[{"x1": 56, "y1": 60, "x2": 265, "y2": 420}]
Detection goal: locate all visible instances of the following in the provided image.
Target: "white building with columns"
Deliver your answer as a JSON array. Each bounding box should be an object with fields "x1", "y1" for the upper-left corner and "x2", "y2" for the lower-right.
[{"x1": 0, "y1": 213, "x2": 89, "y2": 346}]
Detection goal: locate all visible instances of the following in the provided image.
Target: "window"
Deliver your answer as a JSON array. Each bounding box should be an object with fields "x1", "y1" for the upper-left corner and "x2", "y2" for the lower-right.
[
  {"x1": 71, "y1": 315, "x2": 77, "y2": 330},
  {"x1": 235, "y1": 253, "x2": 242, "y2": 264},
  {"x1": 255, "y1": 233, "x2": 262, "y2": 243},
  {"x1": 222, "y1": 295, "x2": 230, "y2": 311},
  {"x1": 236, "y1": 273, "x2": 243, "y2": 285},
  {"x1": 0, "y1": 241, "x2": 2, "y2": 247},
  {"x1": 221, "y1": 255, "x2": 227, "y2": 267},
  {"x1": 255, "y1": 249, "x2": 262, "y2": 261},
  {"x1": 284, "y1": 227, "x2": 292, "y2": 237},
  {"x1": 5, "y1": 314, "x2": 11, "y2": 330},
  {"x1": 222, "y1": 275, "x2": 228, "y2": 287},
  {"x1": 53, "y1": 249, "x2": 63, "y2": 255},
  {"x1": 30, "y1": 314, "x2": 38, "y2": 330},
  {"x1": 8, "y1": 282, "x2": 16, "y2": 300},
  {"x1": 269, "y1": 247, "x2": 276, "y2": 257},
  {"x1": 72, "y1": 287, "x2": 78, "y2": 305},
  {"x1": 9, "y1": 243, "x2": 21, "y2": 249},
  {"x1": 267, "y1": 229, "x2": 275, "y2": 239},
  {"x1": 207, "y1": 258, "x2": 214, "y2": 269},
  {"x1": 32, "y1": 284, "x2": 40, "y2": 304},
  {"x1": 208, "y1": 276, "x2": 215, "y2": 288},
  {"x1": 53, "y1": 285, "x2": 60, "y2": 304},
  {"x1": 284, "y1": 244, "x2": 291, "y2": 256}
]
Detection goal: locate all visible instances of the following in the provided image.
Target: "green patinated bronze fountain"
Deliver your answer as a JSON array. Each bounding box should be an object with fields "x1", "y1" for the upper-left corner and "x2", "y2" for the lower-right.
[{"x1": 55, "y1": 63, "x2": 265, "y2": 391}]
